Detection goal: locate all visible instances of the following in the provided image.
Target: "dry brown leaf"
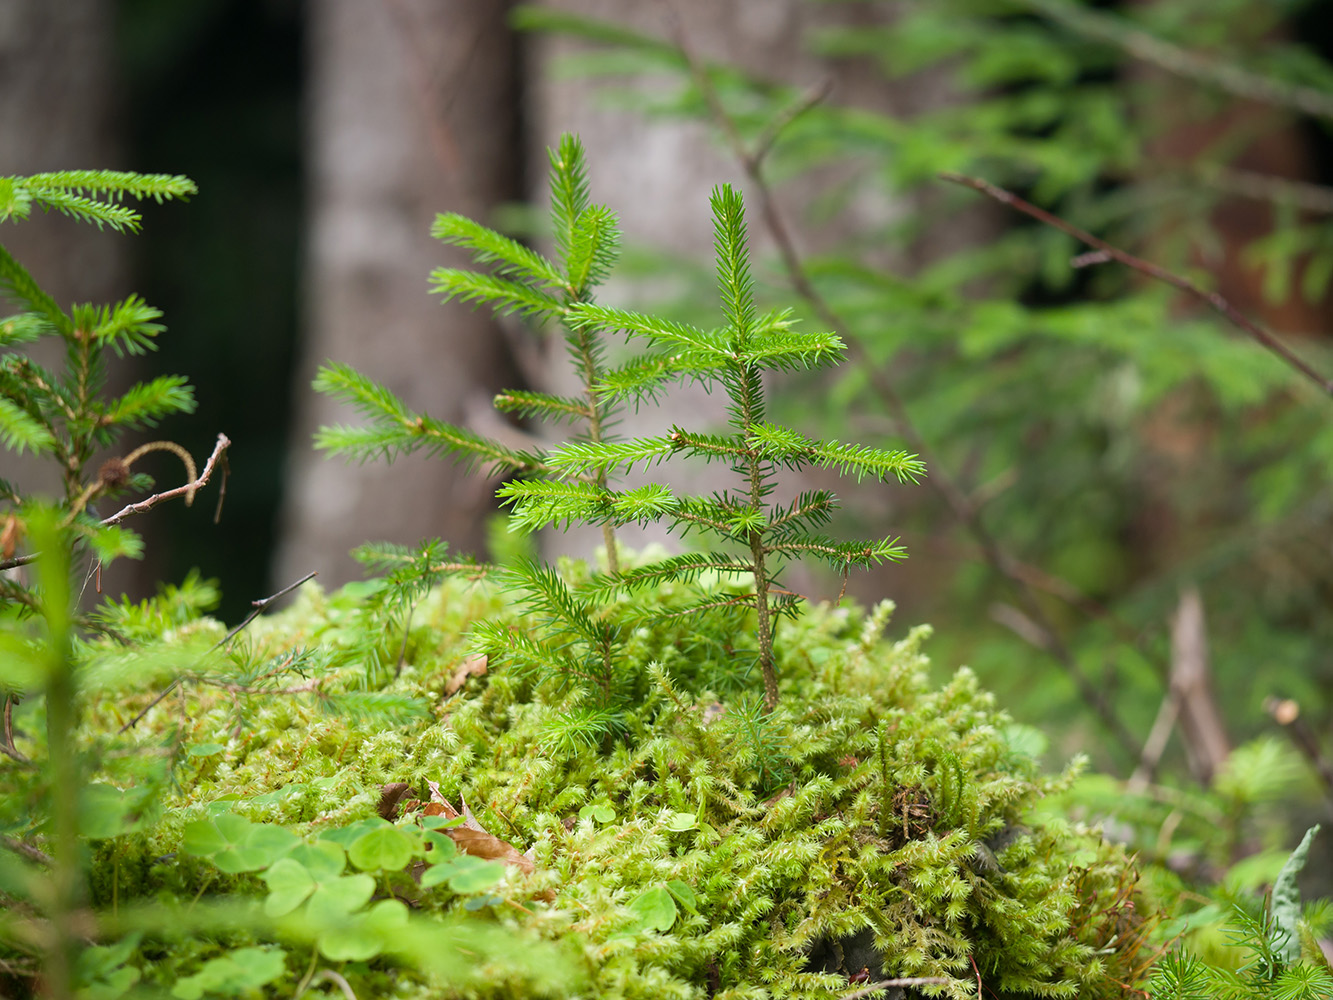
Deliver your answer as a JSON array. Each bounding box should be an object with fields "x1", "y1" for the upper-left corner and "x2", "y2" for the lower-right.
[
  {"x1": 0, "y1": 515, "x2": 20, "y2": 560},
  {"x1": 378, "y1": 782, "x2": 413, "y2": 821},
  {"x1": 445, "y1": 827, "x2": 535, "y2": 874},
  {"x1": 444, "y1": 654, "x2": 488, "y2": 695}
]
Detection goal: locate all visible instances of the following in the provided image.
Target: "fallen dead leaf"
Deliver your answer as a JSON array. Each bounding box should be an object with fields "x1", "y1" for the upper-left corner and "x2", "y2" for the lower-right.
[
  {"x1": 446, "y1": 828, "x2": 535, "y2": 874},
  {"x1": 0, "y1": 515, "x2": 20, "y2": 560},
  {"x1": 427, "y1": 782, "x2": 528, "y2": 866},
  {"x1": 445, "y1": 654, "x2": 488, "y2": 695},
  {"x1": 378, "y1": 782, "x2": 413, "y2": 821}
]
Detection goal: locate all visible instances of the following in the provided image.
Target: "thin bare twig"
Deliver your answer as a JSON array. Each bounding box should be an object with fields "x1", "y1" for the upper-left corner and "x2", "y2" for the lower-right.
[
  {"x1": 1197, "y1": 164, "x2": 1333, "y2": 216},
  {"x1": 118, "y1": 570, "x2": 318, "y2": 734},
  {"x1": 662, "y1": 7, "x2": 1142, "y2": 762},
  {"x1": 2, "y1": 694, "x2": 30, "y2": 764},
  {"x1": 939, "y1": 172, "x2": 1333, "y2": 397},
  {"x1": 100, "y1": 433, "x2": 232, "y2": 527},
  {"x1": 841, "y1": 977, "x2": 951, "y2": 1000},
  {"x1": 1, "y1": 832, "x2": 53, "y2": 867}
]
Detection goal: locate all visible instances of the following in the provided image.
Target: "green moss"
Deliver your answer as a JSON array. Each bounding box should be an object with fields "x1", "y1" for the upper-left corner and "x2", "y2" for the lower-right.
[{"x1": 77, "y1": 557, "x2": 1152, "y2": 999}]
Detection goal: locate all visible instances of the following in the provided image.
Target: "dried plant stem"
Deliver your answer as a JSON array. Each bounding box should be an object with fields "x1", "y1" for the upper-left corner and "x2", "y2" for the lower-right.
[
  {"x1": 663, "y1": 9, "x2": 1141, "y2": 762},
  {"x1": 1, "y1": 832, "x2": 53, "y2": 867},
  {"x1": 0, "y1": 433, "x2": 232, "y2": 574},
  {"x1": 939, "y1": 172, "x2": 1333, "y2": 397},
  {"x1": 100, "y1": 433, "x2": 231, "y2": 526},
  {"x1": 118, "y1": 570, "x2": 318, "y2": 734}
]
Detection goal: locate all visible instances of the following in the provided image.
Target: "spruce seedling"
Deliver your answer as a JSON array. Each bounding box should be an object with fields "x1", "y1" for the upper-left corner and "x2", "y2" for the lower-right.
[
  {"x1": 314, "y1": 134, "x2": 625, "y2": 569},
  {"x1": 518, "y1": 184, "x2": 925, "y2": 708},
  {"x1": 314, "y1": 135, "x2": 924, "y2": 713},
  {"x1": 314, "y1": 136, "x2": 637, "y2": 741}
]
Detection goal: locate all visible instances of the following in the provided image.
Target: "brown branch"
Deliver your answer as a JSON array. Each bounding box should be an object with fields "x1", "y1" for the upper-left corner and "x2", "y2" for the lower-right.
[
  {"x1": 0, "y1": 433, "x2": 232, "y2": 573},
  {"x1": 1266, "y1": 696, "x2": 1333, "y2": 800},
  {"x1": 939, "y1": 172, "x2": 1333, "y2": 397},
  {"x1": 1197, "y1": 164, "x2": 1333, "y2": 216},
  {"x1": 100, "y1": 433, "x2": 232, "y2": 527},
  {"x1": 1, "y1": 832, "x2": 53, "y2": 867},
  {"x1": 663, "y1": 9, "x2": 1142, "y2": 763},
  {"x1": 2, "y1": 694, "x2": 31, "y2": 765},
  {"x1": 118, "y1": 570, "x2": 318, "y2": 734}
]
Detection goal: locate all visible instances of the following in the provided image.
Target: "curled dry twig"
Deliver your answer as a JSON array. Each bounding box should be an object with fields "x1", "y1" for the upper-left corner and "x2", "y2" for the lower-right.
[
  {"x1": 0, "y1": 433, "x2": 233, "y2": 574},
  {"x1": 99, "y1": 432, "x2": 232, "y2": 526}
]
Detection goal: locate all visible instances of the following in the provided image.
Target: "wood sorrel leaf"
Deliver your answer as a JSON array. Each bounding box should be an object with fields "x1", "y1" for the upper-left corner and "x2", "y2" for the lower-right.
[
  {"x1": 624, "y1": 885, "x2": 677, "y2": 933},
  {"x1": 348, "y1": 824, "x2": 416, "y2": 872},
  {"x1": 261, "y1": 858, "x2": 316, "y2": 918}
]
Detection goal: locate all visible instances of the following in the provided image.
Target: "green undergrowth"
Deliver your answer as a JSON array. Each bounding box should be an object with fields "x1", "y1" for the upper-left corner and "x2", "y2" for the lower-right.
[{"x1": 57, "y1": 552, "x2": 1153, "y2": 1000}]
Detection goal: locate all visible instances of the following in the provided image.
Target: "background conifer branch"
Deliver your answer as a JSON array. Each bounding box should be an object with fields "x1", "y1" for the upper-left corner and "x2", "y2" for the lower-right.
[{"x1": 940, "y1": 171, "x2": 1333, "y2": 398}]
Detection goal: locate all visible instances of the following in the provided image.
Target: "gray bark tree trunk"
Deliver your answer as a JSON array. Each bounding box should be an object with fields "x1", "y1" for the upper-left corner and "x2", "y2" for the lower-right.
[
  {"x1": 0, "y1": 0, "x2": 145, "y2": 598},
  {"x1": 275, "y1": 0, "x2": 524, "y2": 588}
]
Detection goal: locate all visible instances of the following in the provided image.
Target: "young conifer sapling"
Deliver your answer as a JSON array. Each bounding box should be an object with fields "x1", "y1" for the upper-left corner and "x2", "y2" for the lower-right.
[{"x1": 315, "y1": 134, "x2": 925, "y2": 713}]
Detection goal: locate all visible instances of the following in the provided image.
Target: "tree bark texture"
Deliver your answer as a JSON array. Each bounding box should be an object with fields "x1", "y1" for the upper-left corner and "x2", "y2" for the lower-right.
[
  {"x1": 0, "y1": 0, "x2": 146, "y2": 598},
  {"x1": 275, "y1": 0, "x2": 524, "y2": 587}
]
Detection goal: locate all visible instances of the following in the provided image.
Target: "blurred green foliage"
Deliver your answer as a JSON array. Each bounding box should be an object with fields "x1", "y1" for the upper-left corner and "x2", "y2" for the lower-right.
[{"x1": 514, "y1": 1, "x2": 1333, "y2": 813}]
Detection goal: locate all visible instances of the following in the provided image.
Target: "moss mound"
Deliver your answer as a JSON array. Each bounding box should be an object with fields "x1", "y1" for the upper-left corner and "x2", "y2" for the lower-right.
[{"x1": 75, "y1": 562, "x2": 1151, "y2": 999}]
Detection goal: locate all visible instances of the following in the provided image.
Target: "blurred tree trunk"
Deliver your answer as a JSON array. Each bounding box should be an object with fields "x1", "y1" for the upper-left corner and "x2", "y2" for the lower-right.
[
  {"x1": 275, "y1": 0, "x2": 524, "y2": 588},
  {"x1": 0, "y1": 0, "x2": 146, "y2": 599}
]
